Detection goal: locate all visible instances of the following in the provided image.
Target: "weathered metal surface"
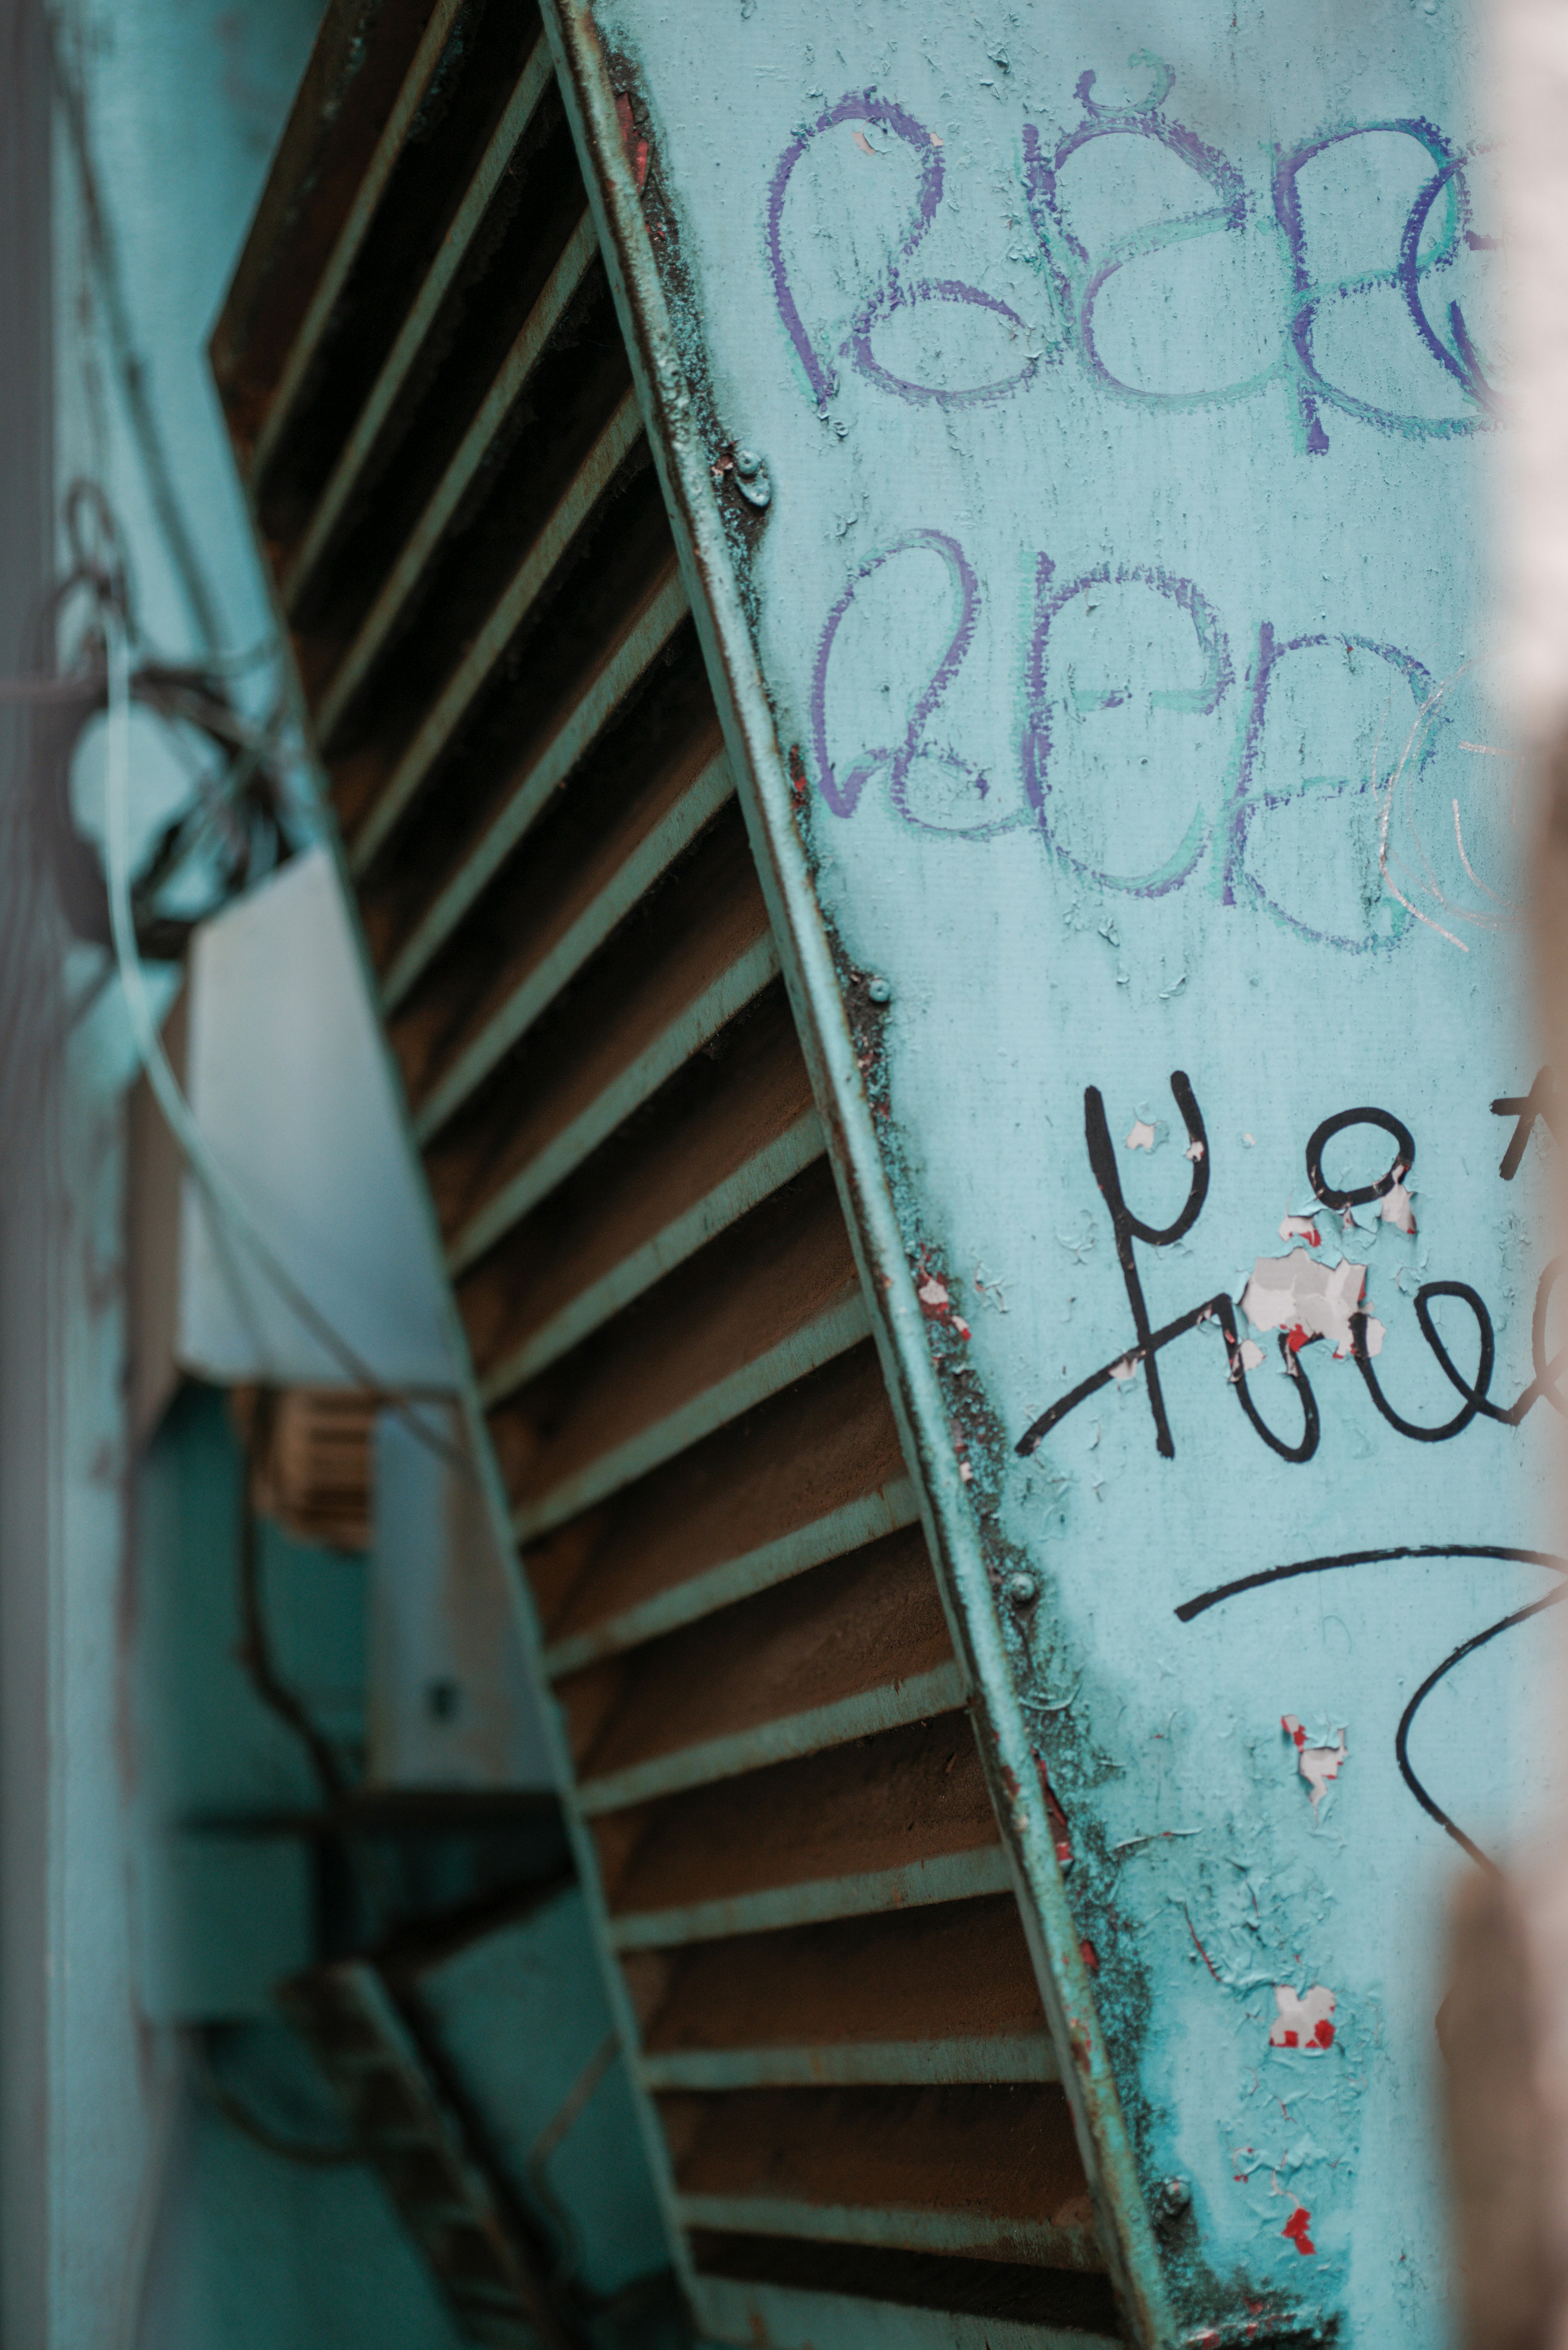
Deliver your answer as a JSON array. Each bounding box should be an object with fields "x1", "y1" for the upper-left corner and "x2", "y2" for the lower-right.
[{"x1": 545, "y1": 0, "x2": 1531, "y2": 2341}]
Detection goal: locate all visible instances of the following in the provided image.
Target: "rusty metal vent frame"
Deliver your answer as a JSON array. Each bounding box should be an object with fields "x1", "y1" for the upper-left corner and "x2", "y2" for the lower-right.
[{"x1": 209, "y1": 3, "x2": 1136, "y2": 2342}]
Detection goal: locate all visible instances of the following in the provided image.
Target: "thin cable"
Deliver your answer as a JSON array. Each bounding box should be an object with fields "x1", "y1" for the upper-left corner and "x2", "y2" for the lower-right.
[
  {"x1": 185, "y1": 2026, "x2": 360, "y2": 2167},
  {"x1": 526, "y1": 2033, "x2": 618, "y2": 2289},
  {"x1": 102, "y1": 609, "x2": 463, "y2": 1469}
]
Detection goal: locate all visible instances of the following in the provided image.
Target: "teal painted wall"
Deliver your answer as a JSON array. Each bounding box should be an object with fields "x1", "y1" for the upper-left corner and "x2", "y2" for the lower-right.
[{"x1": 597, "y1": 2, "x2": 1535, "y2": 2339}]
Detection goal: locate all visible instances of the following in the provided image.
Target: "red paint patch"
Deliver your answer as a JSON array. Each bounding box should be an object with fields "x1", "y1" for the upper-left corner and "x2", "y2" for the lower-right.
[
  {"x1": 787, "y1": 744, "x2": 809, "y2": 800},
  {"x1": 1283, "y1": 2206, "x2": 1315, "y2": 2255},
  {"x1": 1282, "y1": 1717, "x2": 1307, "y2": 1748},
  {"x1": 1285, "y1": 1324, "x2": 1314, "y2": 1353},
  {"x1": 1280, "y1": 2031, "x2": 1298, "y2": 2047},
  {"x1": 1035, "y1": 1757, "x2": 1073, "y2": 1866},
  {"x1": 918, "y1": 1260, "x2": 971, "y2": 1338},
  {"x1": 615, "y1": 93, "x2": 650, "y2": 191},
  {"x1": 1080, "y1": 1938, "x2": 1100, "y2": 1974},
  {"x1": 1313, "y1": 2019, "x2": 1335, "y2": 2047}
]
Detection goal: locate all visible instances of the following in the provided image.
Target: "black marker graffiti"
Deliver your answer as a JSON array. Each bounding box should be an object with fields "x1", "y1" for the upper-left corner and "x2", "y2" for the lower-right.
[
  {"x1": 1015, "y1": 1073, "x2": 1567, "y2": 1463},
  {"x1": 1175, "y1": 1544, "x2": 1568, "y2": 1866},
  {"x1": 1492, "y1": 1064, "x2": 1559, "y2": 1180}
]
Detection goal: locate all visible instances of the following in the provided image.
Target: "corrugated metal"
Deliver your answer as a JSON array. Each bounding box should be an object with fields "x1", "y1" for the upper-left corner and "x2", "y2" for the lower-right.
[{"x1": 213, "y1": 5, "x2": 1119, "y2": 2340}]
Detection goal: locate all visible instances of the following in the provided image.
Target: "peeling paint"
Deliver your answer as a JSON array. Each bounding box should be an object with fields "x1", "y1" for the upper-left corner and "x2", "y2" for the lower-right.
[
  {"x1": 1283, "y1": 2206, "x2": 1316, "y2": 2256},
  {"x1": 1281, "y1": 1715, "x2": 1348, "y2": 1814},
  {"x1": 1242, "y1": 1249, "x2": 1384, "y2": 1361},
  {"x1": 1269, "y1": 1984, "x2": 1337, "y2": 2052},
  {"x1": 1380, "y1": 1179, "x2": 1418, "y2": 1236}
]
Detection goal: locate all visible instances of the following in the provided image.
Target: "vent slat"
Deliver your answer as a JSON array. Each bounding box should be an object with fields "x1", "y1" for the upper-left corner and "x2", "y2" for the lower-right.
[
  {"x1": 460, "y1": 985, "x2": 817, "y2": 1394},
  {"x1": 350, "y1": 397, "x2": 656, "y2": 880},
  {"x1": 673, "y1": 2198, "x2": 1091, "y2": 2267},
  {"x1": 662, "y1": 2085, "x2": 1100, "y2": 2272},
  {"x1": 577, "y1": 1664, "x2": 965, "y2": 1815},
  {"x1": 541, "y1": 1472, "x2": 915, "y2": 1677},
  {"x1": 445, "y1": 932, "x2": 780, "y2": 1275},
  {"x1": 596, "y1": 1715, "x2": 1004, "y2": 1944},
  {"x1": 626, "y1": 1897, "x2": 1048, "y2": 2066},
  {"x1": 564, "y1": 1525, "x2": 956, "y2": 1795},
  {"x1": 512, "y1": 1289, "x2": 869, "y2": 1543},
  {"x1": 283, "y1": 39, "x2": 561, "y2": 613},
  {"x1": 609, "y1": 1849, "x2": 1015, "y2": 1953},
  {"x1": 689, "y1": 2272, "x2": 1123, "y2": 2350},
  {"x1": 481, "y1": 1106, "x2": 824, "y2": 1407},
  {"x1": 248, "y1": 0, "x2": 468, "y2": 483},
  {"x1": 525, "y1": 1344, "x2": 909, "y2": 1651},
  {"x1": 312, "y1": 208, "x2": 600, "y2": 732},
  {"x1": 409, "y1": 751, "x2": 735, "y2": 1142},
  {"x1": 639, "y1": 2040, "x2": 1058, "y2": 2091}
]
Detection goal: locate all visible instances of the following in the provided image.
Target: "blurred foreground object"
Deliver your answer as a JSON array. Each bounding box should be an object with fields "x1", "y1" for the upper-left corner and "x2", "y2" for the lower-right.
[{"x1": 1446, "y1": 4, "x2": 1568, "y2": 2344}]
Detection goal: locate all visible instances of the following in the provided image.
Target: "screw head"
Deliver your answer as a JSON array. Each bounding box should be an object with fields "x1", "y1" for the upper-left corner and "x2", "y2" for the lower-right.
[
  {"x1": 733, "y1": 447, "x2": 761, "y2": 478},
  {"x1": 867, "y1": 976, "x2": 893, "y2": 1004},
  {"x1": 1153, "y1": 2175, "x2": 1190, "y2": 2225},
  {"x1": 1005, "y1": 1572, "x2": 1038, "y2": 1607}
]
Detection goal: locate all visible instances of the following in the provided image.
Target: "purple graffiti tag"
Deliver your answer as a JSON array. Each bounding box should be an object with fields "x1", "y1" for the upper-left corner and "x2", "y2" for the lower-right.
[
  {"x1": 1022, "y1": 557, "x2": 1232, "y2": 896},
  {"x1": 1399, "y1": 149, "x2": 1500, "y2": 416},
  {"x1": 811, "y1": 530, "x2": 1012, "y2": 834},
  {"x1": 1274, "y1": 120, "x2": 1492, "y2": 453},
  {"x1": 1216, "y1": 626, "x2": 1432, "y2": 951},
  {"x1": 1021, "y1": 62, "x2": 1272, "y2": 414},
  {"x1": 849, "y1": 277, "x2": 1038, "y2": 409},
  {"x1": 767, "y1": 91, "x2": 1038, "y2": 411}
]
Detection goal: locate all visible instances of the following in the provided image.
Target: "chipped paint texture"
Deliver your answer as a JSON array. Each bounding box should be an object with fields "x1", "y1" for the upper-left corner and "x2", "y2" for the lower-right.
[{"x1": 590, "y1": 1, "x2": 1554, "y2": 2341}]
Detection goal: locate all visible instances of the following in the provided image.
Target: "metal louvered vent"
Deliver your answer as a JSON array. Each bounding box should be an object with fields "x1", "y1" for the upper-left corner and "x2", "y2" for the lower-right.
[{"x1": 213, "y1": 6, "x2": 1119, "y2": 2340}]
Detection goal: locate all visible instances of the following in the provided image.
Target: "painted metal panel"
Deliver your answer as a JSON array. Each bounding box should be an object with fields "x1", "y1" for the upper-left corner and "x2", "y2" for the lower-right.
[
  {"x1": 178, "y1": 846, "x2": 457, "y2": 1388},
  {"x1": 548, "y1": 3, "x2": 1535, "y2": 2342}
]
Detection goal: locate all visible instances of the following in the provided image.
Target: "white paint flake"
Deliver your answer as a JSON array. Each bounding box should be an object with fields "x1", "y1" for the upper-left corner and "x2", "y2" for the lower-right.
[
  {"x1": 1269, "y1": 1982, "x2": 1337, "y2": 2051},
  {"x1": 1278, "y1": 1214, "x2": 1322, "y2": 1246},
  {"x1": 1185, "y1": 1139, "x2": 1206, "y2": 1163},
  {"x1": 1109, "y1": 1354, "x2": 1138, "y2": 1382},
  {"x1": 1380, "y1": 1179, "x2": 1418, "y2": 1235},
  {"x1": 1242, "y1": 1249, "x2": 1384, "y2": 1360},
  {"x1": 1238, "y1": 1338, "x2": 1266, "y2": 1372},
  {"x1": 1125, "y1": 1119, "x2": 1158, "y2": 1151},
  {"x1": 1282, "y1": 1714, "x2": 1349, "y2": 1813}
]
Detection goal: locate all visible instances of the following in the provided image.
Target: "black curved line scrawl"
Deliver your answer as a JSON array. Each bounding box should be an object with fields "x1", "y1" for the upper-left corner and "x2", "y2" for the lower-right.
[
  {"x1": 1017, "y1": 1076, "x2": 1568, "y2": 1460},
  {"x1": 1176, "y1": 1545, "x2": 1568, "y2": 1865},
  {"x1": 1016, "y1": 1071, "x2": 1318, "y2": 1464}
]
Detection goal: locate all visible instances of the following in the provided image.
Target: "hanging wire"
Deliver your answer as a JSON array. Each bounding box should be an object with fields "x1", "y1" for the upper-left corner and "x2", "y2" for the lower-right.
[
  {"x1": 184, "y1": 2026, "x2": 361, "y2": 2168},
  {"x1": 101, "y1": 602, "x2": 465, "y2": 1469}
]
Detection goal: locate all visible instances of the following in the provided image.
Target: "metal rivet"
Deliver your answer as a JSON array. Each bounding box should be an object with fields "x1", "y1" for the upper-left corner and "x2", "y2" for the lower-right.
[
  {"x1": 733, "y1": 448, "x2": 761, "y2": 478},
  {"x1": 867, "y1": 976, "x2": 893, "y2": 1003},
  {"x1": 1005, "y1": 1572, "x2": 1038, "y2": 1607}
]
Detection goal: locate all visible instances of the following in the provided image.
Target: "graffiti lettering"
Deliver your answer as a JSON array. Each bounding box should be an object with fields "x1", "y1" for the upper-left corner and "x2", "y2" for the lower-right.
[
  {"x1": 1014, "y1": 1073, "x2": 1563, "y2": 1463},
  {"x1": 812, "y1": 534, "x2": 1450, "y2": 950},
  {"x1": 771, "y1": 69, "x2": 1498, "y2": 449}
]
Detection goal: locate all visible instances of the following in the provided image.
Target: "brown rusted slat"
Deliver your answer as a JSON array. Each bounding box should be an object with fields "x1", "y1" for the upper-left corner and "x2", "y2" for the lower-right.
[
  {"x1": 457, "y1": 985, "x2": 817, "y2": 1396},
  {"x1": 387, "y1": 695, "x2": 727, "y2": 1113},
  {"x1": 559, "y1": 1527, "x2": 952, "y2": 1785},
  {"x1": 210, "y1": 0, "x2": 441, "y2": 450},
  {"x1": 489, "y1": 1162, "x2": 861, "y2": 1524},
  {"x1": 659, "y1": 2085, "x2": 1100, "y2": 2270},
  {"x1": 626, "y1": 1897, "x2": 1048, "y2": 2065},
  {"x1": 523, "y1": 1343, "x2": 909, "y2": 1651},
  {"x1": 422, "y1": 809, "x2": 774, "y2": 1246},
  {"x1": 592, "y1": 1715, "x2": 1001, "y2": 1929}
]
